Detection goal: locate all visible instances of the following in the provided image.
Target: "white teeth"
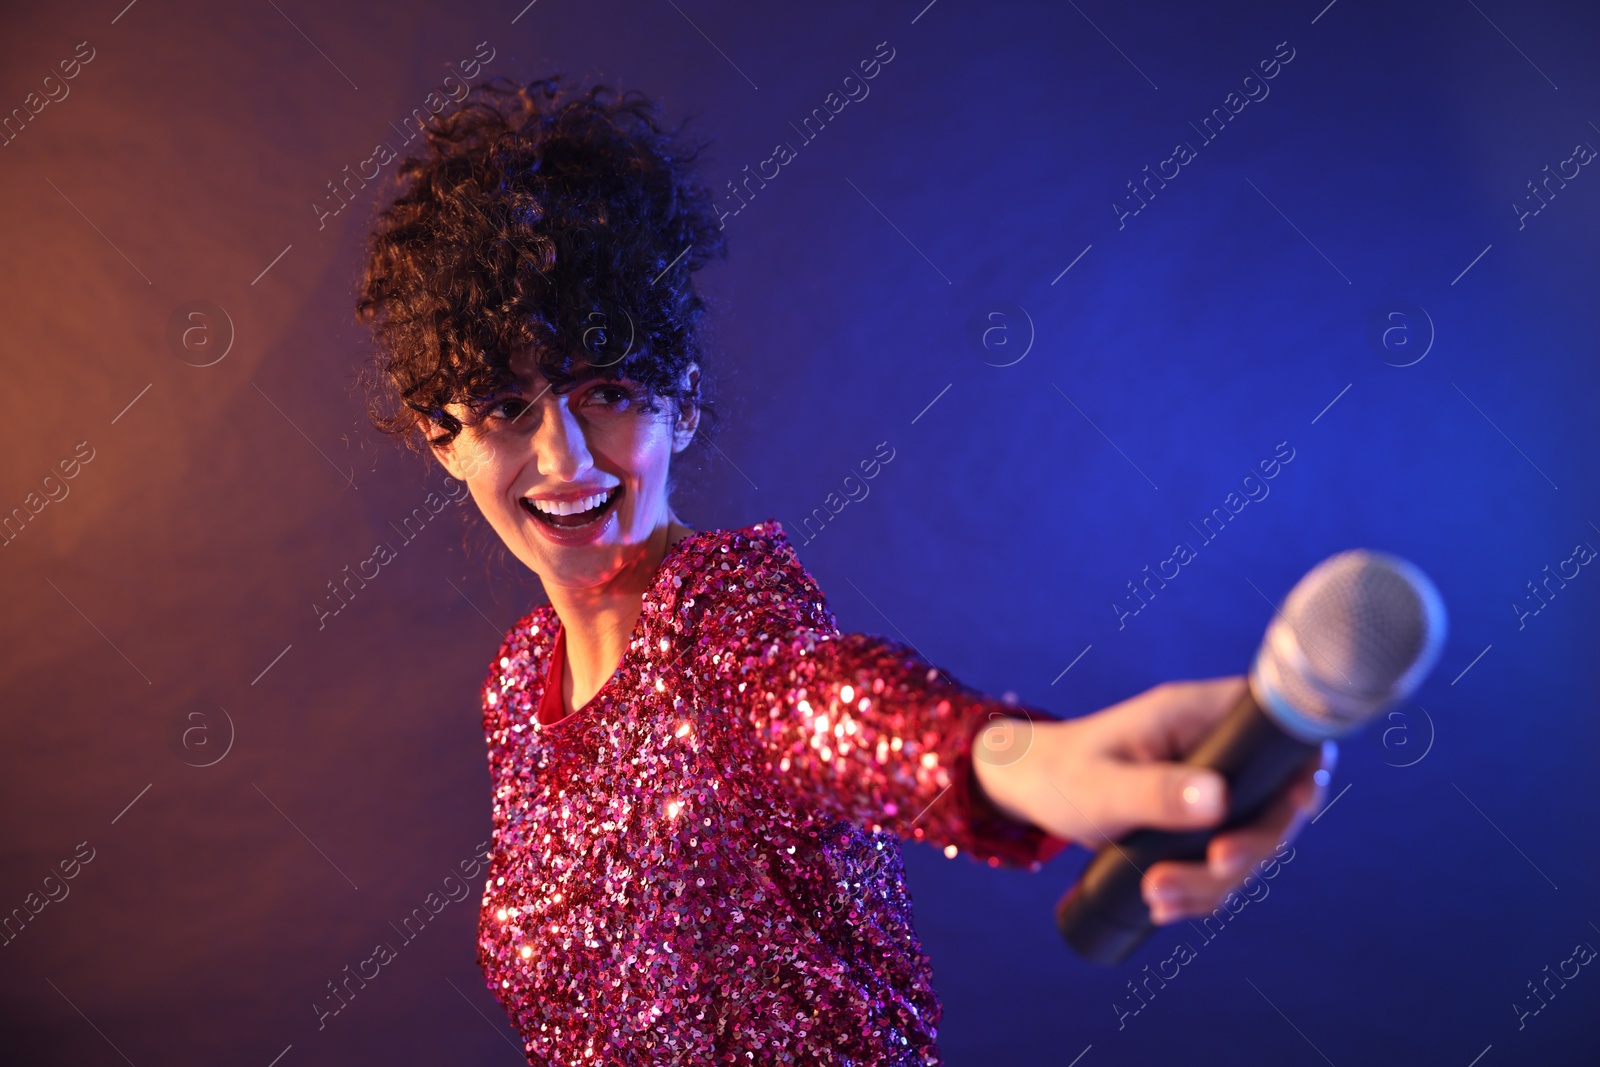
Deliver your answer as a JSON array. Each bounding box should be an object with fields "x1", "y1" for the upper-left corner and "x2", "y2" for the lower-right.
[{"x1": 527, "y1": 489, "x2": 614, "y2": 516}]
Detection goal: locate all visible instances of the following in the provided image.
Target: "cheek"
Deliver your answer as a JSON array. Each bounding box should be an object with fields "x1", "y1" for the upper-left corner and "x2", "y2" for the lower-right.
[
  {"x1": 640, "y1": 426, "x2": 679, "y2": 486},
  {"x1": 444, "y1": 433, "x2": 492, "y2": 483},
  {"x1": 468, "y1": 481, "x2": 510, "y2": 531},
  {"x1": 461, "y1": 451, "x2": 519, "y2": 519},
  {"x1": 604, "y1": 418, "x2": 677, "y2": 489}
]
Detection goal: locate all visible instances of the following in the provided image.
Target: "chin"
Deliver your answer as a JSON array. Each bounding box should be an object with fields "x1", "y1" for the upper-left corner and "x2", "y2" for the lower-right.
[
  {"x1": 539, "y1": 537, "x2": 636, "y2": 578},
  {"x1": 529, "y1": 554, "x2": 613, "y2": 590}
]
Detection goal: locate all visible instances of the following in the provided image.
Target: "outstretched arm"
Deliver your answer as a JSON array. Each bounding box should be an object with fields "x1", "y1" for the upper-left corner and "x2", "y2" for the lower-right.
[
  {"x1": 689, "y1": 623, "x2": 1072, "y2": 868},
  {"x1": 672, "y1": 533, "x2": 1072, "y2": 869}
]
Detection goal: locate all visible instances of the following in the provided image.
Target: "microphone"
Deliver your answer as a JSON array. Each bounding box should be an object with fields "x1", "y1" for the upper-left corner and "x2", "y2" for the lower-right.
[{"x1": 1055, "y1": 549, "x2": 1447, "y2": 964}]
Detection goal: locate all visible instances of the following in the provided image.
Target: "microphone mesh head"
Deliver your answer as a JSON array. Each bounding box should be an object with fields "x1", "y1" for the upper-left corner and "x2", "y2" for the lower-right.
[{"x1": 1253, "y1": 550, "x2": 1447, "y2": 739}]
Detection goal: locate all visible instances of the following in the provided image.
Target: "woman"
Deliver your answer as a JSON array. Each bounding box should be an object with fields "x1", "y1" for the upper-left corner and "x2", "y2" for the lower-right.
[{"x1": 356, "y1": 76, "x2": 1329, "y2": 1065}]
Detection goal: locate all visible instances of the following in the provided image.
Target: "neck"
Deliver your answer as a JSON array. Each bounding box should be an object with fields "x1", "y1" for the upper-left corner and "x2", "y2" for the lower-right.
[{"x1": 545, "y1": 514, "x2": 693, "y2": 711}]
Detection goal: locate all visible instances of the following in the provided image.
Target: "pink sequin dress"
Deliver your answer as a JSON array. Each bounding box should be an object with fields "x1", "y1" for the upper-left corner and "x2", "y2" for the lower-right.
[{"x1": 477, "y1": 519, "x2": 1070, "y2": 1065}]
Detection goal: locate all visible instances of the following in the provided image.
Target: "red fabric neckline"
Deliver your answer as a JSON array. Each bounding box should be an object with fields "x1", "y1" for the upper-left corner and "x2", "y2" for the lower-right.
[
  {"x1": 533, "y1": 529, "x2": 704, "y2": 729},
  {"x1": 536, "y1": 623, "x2": 571, "y2": 727}
]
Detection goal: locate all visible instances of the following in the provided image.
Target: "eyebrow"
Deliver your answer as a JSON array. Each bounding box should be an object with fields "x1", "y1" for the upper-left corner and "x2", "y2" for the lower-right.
[{"x1": 479, "y1": 362, "x2": 630, "y2": 404}]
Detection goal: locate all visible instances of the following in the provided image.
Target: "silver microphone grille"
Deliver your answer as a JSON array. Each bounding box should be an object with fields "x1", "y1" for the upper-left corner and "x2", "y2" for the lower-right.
[{"x1": 1251, "y1": 550, "x2": 1447, "y2": 741}]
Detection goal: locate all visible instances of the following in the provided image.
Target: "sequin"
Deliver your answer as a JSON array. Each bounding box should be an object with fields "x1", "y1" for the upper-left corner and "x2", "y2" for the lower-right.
[{"x1": 477, "y1": 519, "x2": 1069, "y2": 1064}]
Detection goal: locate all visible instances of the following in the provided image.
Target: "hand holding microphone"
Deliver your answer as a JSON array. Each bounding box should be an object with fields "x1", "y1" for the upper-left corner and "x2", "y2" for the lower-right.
[
  {"x1": 971, "y1": 550, "x2": 1446, "y2": 963},
  {"x1": 977, "y1": 678, "x2": 1333, "y2": 925}
]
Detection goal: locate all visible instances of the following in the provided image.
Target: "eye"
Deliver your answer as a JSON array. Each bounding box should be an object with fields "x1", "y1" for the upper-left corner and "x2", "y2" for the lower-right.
[
  {"x1": 585, "y1": 382, "x2": 637, "y2": 409},
  {"x1": 487, "y1": 396, "x2": 530, "y2": 421}
]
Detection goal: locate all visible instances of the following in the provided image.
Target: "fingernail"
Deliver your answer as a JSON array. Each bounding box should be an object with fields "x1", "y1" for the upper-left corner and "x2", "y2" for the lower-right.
[
  {"x1": 1181, "y1": 775, "x2": 1223, "y2": 817},
  {"x1": 1147, "y1": 896, "x2": 1181, "y2": 924},
  {"x1": 1145, "y1": 881, "x2": 1183, "y2": 905},
  {"x1": 1211, "y1": 851, "x2": 1248, "y2": 879}
]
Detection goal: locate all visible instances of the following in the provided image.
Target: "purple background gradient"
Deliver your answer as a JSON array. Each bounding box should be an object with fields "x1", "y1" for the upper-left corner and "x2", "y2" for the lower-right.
[{"x1": 1, "y1": 0, "x2": 1596, "y2": 1063}]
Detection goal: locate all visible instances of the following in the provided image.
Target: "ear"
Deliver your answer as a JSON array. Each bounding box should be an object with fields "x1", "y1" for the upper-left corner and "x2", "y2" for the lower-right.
[{"x1": 671, "y1": 362, "x2": 701, "y2": 453}]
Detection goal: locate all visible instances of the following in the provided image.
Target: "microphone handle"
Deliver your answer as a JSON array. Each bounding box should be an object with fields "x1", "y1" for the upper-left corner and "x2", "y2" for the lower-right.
[{"x1": 1055, "y1": 685, "x2": 1322, "y2": 964}]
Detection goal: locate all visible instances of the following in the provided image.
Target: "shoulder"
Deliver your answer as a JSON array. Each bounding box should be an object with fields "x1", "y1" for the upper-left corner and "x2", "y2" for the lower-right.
[
  {"x1": 481, "y1": 603, "x2": 559, "y2": 733},
  {"x1": 664, "y1": 518, "x2": 837, "y2": 637}
]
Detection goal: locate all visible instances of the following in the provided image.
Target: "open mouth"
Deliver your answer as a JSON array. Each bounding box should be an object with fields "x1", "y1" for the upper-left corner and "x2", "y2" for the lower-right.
[{"x1": 520, "y1": 486, "x2": 622, "y2": 529}]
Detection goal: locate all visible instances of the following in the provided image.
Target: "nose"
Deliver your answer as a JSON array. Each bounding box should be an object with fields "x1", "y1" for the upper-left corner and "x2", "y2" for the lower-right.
[{"x1": 530, "y1": 393, "x2": 595, "y2": 482}]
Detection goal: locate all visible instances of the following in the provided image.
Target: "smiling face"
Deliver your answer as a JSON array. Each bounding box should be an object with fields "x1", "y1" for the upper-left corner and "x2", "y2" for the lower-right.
[{"x1": 423, "y1": 348, "x2": 700, "y2": 593}]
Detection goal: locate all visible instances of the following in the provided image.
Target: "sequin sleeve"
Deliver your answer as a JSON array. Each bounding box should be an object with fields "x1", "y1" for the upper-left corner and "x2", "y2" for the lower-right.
[
  {"x1": 680, "y1": 528, "x2": 1071, "y2": 871},
  {"x1": 479, "y1": 611, "x2": 535, "y2": 839}
]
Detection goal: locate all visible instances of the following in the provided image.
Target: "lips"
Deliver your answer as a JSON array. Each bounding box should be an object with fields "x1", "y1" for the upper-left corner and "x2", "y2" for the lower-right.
[{"x1": 520, "y1": 486, "x2": 621, "y2": 530}]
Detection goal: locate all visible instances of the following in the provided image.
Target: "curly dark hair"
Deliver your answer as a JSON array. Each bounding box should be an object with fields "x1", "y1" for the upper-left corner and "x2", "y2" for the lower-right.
[{"x1": 355, "y1": 73, "x2": 728, "y2": 461}]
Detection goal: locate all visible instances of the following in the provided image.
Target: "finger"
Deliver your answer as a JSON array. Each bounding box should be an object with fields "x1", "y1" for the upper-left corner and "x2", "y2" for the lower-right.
[
  {"x1": 1144, "y1": 746, "x2": 1339, "y2": 922},
  {"x1": 1292, "y1": 747, "x2": 1333, "y2": 827},
  {"x1": 1276, "y1": 743, "x2": 1336, "y2": 843},
  {"x1": 1092, "y1": 762, "x2": 1229, "y2": 835},
  {"x1": 1143, "y1": 764, "x2": 1321, "y2": 919},
  {"x1": 1097, "y1": 677, "x2": 1249, "y2": 762},
  {"x1": 1141, "y1": 859, "x2": 1229, "y2": 925},
  {"x1": 1206, "y1": 746, "x2": 1335, "y2": 879},
  {"x1": 1317, "y1": 738, "x2": 1339, "y2": 779},
  {"x1": 1144, "y1": 829, "x2": 1293, "y2": 924},
  {"x1": 1206, "y1": 768, "x2": 1315, "y2": 878},
  {"x1": 1144, "y1": 858, "x2": 1291, "y2": 925}
]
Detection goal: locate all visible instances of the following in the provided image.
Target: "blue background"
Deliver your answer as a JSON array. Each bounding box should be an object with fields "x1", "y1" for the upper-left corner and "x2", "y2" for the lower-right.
[{"x1": 0, "y1": 0, "x2": 1595, "y2": 1063}]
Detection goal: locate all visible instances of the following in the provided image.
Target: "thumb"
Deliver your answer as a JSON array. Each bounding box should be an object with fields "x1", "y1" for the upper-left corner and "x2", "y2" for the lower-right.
[{"x1": 1104, "y1": 763, "x2": 1227, "y2": 834}]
